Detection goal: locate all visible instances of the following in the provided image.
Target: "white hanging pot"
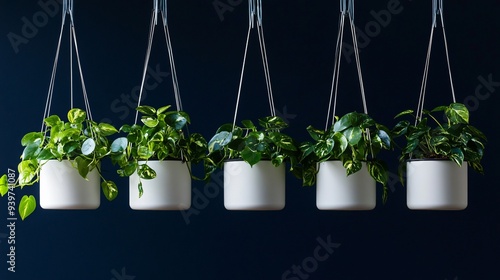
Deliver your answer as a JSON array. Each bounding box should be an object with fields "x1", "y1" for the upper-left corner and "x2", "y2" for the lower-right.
[
  {"x1": 224, "y1": 160, "x2": 285, "y2": 210},
  {"x1": 39, "y1": 160, "x2": 100, "y2": 209},
  {"x1": 316, "y1": 161, "x2": 376, "y2": 210},
  {"x1": 129, "y1": 160, "x2": 191, "y2": 210},
  {"x1": 406, "y1": 159, "x2": 467, "y2": 210}
]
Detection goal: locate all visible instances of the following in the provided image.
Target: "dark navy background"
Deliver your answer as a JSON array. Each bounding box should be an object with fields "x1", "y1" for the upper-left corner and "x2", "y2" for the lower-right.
[{"x1": 1, "y1": 0, "x2": 499, "y2": 279}]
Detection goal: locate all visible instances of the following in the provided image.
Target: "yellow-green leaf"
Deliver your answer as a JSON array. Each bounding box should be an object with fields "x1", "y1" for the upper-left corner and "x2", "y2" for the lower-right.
[
  {"x1": 156, "y1": 105, "x2": 171, "y2": 115},
  {"x1": 19, "y1": 195, "x2": 36, "y2": 220},
  {"x1": 18, "y1": 160, "x2": 38, "y2": 186},
  {"x1": 138, "y1": 164, "x2": 156, "y2": 179},
  {"x1": 0, "y1": 175, "x2": 8, "y2": 196},
  {"x1": 98, "y1": 123, "x2": 119, "y2": 136},
  {"x1": 101, "y1": 181, "x2": 118, "y2": 201},
  {"x1": 67, "y1": 108, "x2": 86, "y2": 124},
  {"x1": 141, "y1": 116, "x2": 159, "y2": 128},
  {"x1": 44, "y1": 115, "x2": 61, "y2": 127},
  {"x1": 136, "y1": 105, "x2": 156, "y2": 116},
  {"x1": 446, "y1": 103, "x2": 469, "y2": 124},
  {"x1": 21, "y1": 132, "x2": 43, "y2": 146}
]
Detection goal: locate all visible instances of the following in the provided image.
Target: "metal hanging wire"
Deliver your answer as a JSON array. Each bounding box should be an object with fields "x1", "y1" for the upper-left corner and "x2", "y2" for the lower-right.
[
  {"x1": 325, "y1": 0, "x2": 369, "y2": 130},
  {"x1": 232, "y1": 0, "x2": 276, "y2": 130},
  {"x1": 134, "y1": 0, "x2": 183, "y2": 124},
  {"x1": 42, "y1": 0, "x2": 93, "y2": 133},
  {"x1": 415, "y1": 0, "x2": 456, "y2": 124}
]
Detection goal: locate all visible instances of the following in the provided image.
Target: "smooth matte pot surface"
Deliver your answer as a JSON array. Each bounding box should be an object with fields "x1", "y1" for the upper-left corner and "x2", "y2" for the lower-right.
[
  {"x1": 406, "y1": 160, "x2": 467, "y2": 210},
  {"x1": 316, "y1": 161, "x2": 376, "y2": 210},
  {"x1": 224, "y1": 160, "x2": 285, "y2": 210},
  {"x1": 40, "y1": 160, "x2": 100, "y2": 209},
  {"x1": 130, "y1": 160, "x2": 191, "y2": 210}
]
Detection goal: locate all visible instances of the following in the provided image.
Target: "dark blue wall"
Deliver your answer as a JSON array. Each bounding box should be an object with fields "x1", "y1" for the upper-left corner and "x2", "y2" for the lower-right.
[{"x1": 1, "y1": 1, "x2": 499, "y2": 279}]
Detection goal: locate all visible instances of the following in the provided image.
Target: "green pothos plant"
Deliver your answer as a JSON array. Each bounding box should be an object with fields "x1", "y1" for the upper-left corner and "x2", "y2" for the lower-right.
[
  {"x1": 392, "y1": 102, "x2": 486, "y2": 182},
  {"x1": 204, "y1": 116, "x2": 299, "y2": 177},
  {"x1": 0, "y1": 108, "x2": 119, "y2": 220},
  {"x1": 109, "y1": 105, "x2": 207, "y2": 197},
  {"x1": 294, "y1": 112, "x2": 392, "y2": 202}
]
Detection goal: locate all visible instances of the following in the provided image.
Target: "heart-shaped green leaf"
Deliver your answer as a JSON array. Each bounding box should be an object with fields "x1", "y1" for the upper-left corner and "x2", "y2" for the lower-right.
[
  {"x1": 271, "y1": 153, "x2": 285, "y2": 167},
  {"x1": 44, "y1": 115, "x2": 62, "y2": 127},
  {"x1": 306, "y1": 126, "x2": 324, "y2": 141},
  {"x1": 101, "y1": 181, "x2": 118, "y2": 201},
  {"x1": 67, "y1": 108, "x2": 86, "y2": 124},
  {"x1": 127, "y1": 128, "x2": 144, "y2": 143},
  {"x1": 136, "y1": 105, "x2": 156, "y2": 116},
  {"x1": 377, "y1": 130, "x2": 391, "y2": 149},
  {"x1": 165, "y1": 112, "x2": 188, "y2": 130},
  {"x1": 63, "y1": 141, "x2": 80, "y2": 154},
  {"x1": 332, "y1": 132, "x2": 348, "y2": 158},
  {"x1": 271, "y1": 132, "x2": 297, "y2": 151},
  {"x1": 19, "y1": 195, "x2": 36, "y2": 220},
  {"x1": 241, "y1": 147, "x2": 261, "y2": 166},
  {"x1": 208, "y1": 131, "x2": 232, "y2": 152},
  {"x1": 344, "y1": 127, "x2": 363, "y2": 145},
  {"x1": 314, "y1": 139, "x2": 334, "y2": 159},
  {"x1": 343, "y1": 159, "x2": 362, "y2": 176},
  {"x1": 74, "y1": 157, "x2": 90, "y2": 178},
  {"x1": 21, "y1": 141, "x2": 41, "y2": 160},
  {"x1": 141, "y1": 116, "x2": 159, "y2": 128},
  {"x1": 21, "y1": 132, "x2": 43, "y2": 146},
  {"x1": 156, "y1": 105, "x2": 171, "y2": 115},
  {"x1": 121, "y1": 162, "x2": 138, "y2": 177},
  {"x1": 446, "y1": 103, "x2": 469, "y2": 124},
  {"x1": 449, "y1": 148, "x2": 465, "y2": 166},
  {"x1": 18, "y1": 160, "x2": 38, "y2": 186},
  {"x1": 299, "y1": 142, "x2": 315, "y2": 160},
  {"x1": 367, "y1": 160, "x2": 388, "y2": 186},
  {"x1": 137, "y1": 146, "x2": 154, "y2": 159},
  {"x1": 138, "y1": 164, "x2": 156, "y2": 179},
  {"x1": 98, "y1": 123, "x2": 119, "y2": 136},
  {"x1": 0, "y1": 174, "x2": 8, "y2": 196},
  {"x1": 241, "y1": 120, "x2": 256, "y2": 130},
  {"x1": 334, "y1": 112, "x2": 360, "y2": 132},
  {"x1": 259, "y1": 116, "x2": 287, "y2": 130}
]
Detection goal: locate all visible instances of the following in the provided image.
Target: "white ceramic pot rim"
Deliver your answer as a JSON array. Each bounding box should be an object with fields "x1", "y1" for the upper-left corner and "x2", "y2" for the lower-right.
[
  {"x1": 406, "y1": 158, "x2": 468, "y2": 163},
  {"x1": 224, "y1": 158, "x2": 273, "y2": 163},
  {"x1": 138, "y1": 158, "x2": 187, "y2": 162},
  {"x1": 223, "y1": 159, "x2": 287, "y2": 167},
  {"x1": 40, "y1": 159, "x2": 78, "y2": 164},
  {"x1": 320, "y1": 159, "x2": 372, "y2": 163},
  {"x1": 317, "y1": 159, "x2": 371, "y2": 168}
]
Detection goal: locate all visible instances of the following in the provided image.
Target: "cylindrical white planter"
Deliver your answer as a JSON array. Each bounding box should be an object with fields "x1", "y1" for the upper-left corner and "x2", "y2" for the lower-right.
[
  {"x1": 129, "y1": 160, "x2": 191, "y2": 210},
  {"x1": 316, "y1": 161, "x2": 376, "y2": 210},
  {"x1": 406, "y1": 160, "x2": 467, "y2": 210},
  {"x1": 40, "y1": 160, "x2": 100, "y2": 209},
  {"x1": 224, "y1": 160, "x2": 285, "y2": 210}
]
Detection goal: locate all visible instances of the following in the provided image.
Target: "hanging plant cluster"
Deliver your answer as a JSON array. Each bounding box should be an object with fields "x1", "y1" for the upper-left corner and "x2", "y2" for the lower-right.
[
  {"x1": 296, "y1": 112, "x2": 392, "y2": 209},
  {"x1": 10, "y1": 108, "x2": 119, "y2": 210},
  {"x1": 0, "y1": 0, "x2": 487, "y2": 220},
  {"x1": 206, "y1": 117, "x2": 298, "y2": 210},
  {"x1": 0, "y1": 101, "x2": 486, "y2": 219},
  {"x1": 109, "y1": 105, "x2": 206, "y2": 210}
]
